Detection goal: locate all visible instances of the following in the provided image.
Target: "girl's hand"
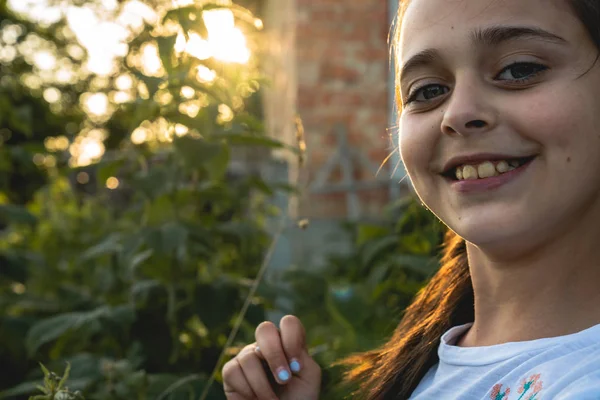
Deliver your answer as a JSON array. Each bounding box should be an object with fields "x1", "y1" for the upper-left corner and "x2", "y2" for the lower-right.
[{"x1": 222, "y1": 315, "x2": 322, "y2": 400}]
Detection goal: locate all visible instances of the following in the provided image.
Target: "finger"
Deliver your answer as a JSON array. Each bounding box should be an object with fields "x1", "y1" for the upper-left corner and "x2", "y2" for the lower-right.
[
  {"x1": 239, "y1": 345, "x2": 278, "y2": 388},
  {"x1": 255, "y1": 321, "x2": 293, "y2": 385},
  {"x1": 222, "y1": 358, "x2": 255, "y2": 399},
  {"x1": 279, "y1": 315, "x2": 322, "y2": 387},
  {"x1": 237, "y1": 345, "x2": 279, "y2": 400},
  {"x1": 224, "y1": 393, "x2": 250, "y2": 400},
  {"x1": 279, "y1": 315, "x2": 306, "y2": 375}
]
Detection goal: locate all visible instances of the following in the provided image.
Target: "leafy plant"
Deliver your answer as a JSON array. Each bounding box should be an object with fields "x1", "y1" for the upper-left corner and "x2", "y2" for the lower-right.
[
  {"x1": 276, "y1": 198, "x2": 445, "y2": 397},
  {"x1": 28, "y1": 363, "x2": 84, "y2": 400},
  {"x1": 0, "y1": 0, "x2": 446, "y2": 399},
  {"x1": 0, "y1": 1, "x2": 290, "y2": 399}
]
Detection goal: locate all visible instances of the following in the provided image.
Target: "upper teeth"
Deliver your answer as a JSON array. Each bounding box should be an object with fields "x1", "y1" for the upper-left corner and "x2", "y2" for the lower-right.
[{"x1": 455, "y1": 160, "x2": 520, "y2": 180}]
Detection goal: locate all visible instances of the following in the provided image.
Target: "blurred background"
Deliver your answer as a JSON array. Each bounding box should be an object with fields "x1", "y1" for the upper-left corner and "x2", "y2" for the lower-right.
[{"x1": 0, "y1": 0, "x2": 444, "y2": 398}]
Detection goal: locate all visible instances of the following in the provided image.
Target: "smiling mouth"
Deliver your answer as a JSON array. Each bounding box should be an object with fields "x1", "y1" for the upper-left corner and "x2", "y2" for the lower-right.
[{"x1": 442, "y1": 156, "x2": 537, "y2": 181}]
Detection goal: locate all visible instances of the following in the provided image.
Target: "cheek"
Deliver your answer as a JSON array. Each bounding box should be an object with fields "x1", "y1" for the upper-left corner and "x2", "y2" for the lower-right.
[
  {"x1": 399, "y1": 115, "x2": 438, "y2": 176},
  {"x1": 518, "y1": 87, "x2": 593, "y2": 152}
]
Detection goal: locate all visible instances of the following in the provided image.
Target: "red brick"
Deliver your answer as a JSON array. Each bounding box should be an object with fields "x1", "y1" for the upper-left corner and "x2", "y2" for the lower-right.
[{"x1": 294, "y1": 0, "x2": 390, "y2": 218}]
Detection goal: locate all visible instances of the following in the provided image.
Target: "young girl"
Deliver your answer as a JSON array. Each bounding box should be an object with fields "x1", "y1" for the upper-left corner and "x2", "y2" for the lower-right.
[{"x1": 222, "y1": 0, "x2": 600, "y2": 398}]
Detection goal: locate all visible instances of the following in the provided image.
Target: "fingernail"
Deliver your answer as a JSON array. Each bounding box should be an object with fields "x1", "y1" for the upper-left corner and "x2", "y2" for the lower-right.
[
  {"x1": 290, "y1": 359, "x2": 301, "y2": 373},
  {"x1": 254, "y1": 346, "x2": 260, "y2": 353},
  {"x1": 277, "y1": 368, "x2": 290, "y2": 382}
]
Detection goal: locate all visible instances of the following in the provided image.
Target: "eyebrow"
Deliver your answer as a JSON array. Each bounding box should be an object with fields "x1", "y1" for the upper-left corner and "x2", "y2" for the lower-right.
[
  {"x1": 471, "y1": 25, "x2": 567, "y2": 47},
  {"x1": 399, "y1": 25, "x2": 567, "y2": 81}
]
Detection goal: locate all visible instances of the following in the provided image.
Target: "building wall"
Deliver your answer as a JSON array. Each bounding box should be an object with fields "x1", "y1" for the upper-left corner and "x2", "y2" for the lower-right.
[
  {"x1": 296, "y1": 0, "x2": 393, "y2": 219},
  {"x1": 262, "y1": 0, "x2": 407, "y2": 272}
]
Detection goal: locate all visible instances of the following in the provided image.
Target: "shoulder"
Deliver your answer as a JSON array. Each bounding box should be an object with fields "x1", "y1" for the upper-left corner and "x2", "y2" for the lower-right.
[{"x1": 555, "y1": 370, "x2": 600, "y2": 400}]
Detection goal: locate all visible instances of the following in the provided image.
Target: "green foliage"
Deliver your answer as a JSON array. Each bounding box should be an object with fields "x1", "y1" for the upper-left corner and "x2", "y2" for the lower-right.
[
  {"x1": 0, "y1": 0, "x2": 284, "y2": 399},
  {"x1": 0, "y1": 0, "x2": 445, "y2": 398},
  {"x1": 276, "y1": 198, "x2": 444, "y2": 397},
  {"x1": 26, "y1": 363, "x2": 84, "y2": 400}
]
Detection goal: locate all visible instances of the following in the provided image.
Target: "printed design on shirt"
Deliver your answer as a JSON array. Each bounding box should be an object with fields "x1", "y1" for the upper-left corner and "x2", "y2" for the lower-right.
[{"x1": 490, "y1": 373, "x2": 544, "y2": 400}]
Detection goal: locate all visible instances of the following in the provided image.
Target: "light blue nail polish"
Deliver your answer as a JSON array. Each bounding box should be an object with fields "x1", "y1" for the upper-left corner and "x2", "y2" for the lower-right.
[
  {"x1": 278, "y1": 369, "x2": 290, "y2": 381},
  {"x1": 290, "y1": 360, "x2": 301, "y2": 373}
]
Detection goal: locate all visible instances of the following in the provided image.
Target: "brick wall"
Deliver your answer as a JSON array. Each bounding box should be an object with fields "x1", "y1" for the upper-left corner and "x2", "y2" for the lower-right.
[
  {"x1": 296, "y1": 0, "x2": 392, "y2": 219},
  {"x1": 263, "y1": 0, "x2": 395, "y2": 220}
]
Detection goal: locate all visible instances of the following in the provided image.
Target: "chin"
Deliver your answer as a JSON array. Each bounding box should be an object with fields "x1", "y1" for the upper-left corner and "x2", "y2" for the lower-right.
[{"x1": 446, "y1": 213, "x2": 532, "y2": 251}]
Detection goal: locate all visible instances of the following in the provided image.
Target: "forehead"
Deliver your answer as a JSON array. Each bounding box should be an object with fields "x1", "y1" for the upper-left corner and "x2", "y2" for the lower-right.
[{"x1": 399, "y1": 0, "x2": 582, "y2": 58}]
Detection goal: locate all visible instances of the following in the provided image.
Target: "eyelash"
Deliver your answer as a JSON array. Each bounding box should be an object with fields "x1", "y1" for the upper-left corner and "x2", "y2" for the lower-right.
[{"x1": 404, "y1": 61, "x2": 550, "y2": 105}]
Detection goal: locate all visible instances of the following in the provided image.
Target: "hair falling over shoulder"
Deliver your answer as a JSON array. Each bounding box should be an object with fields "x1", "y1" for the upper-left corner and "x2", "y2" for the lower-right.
[{"x1": 337, "y1": 230, "x2": 474, "y2": 399}]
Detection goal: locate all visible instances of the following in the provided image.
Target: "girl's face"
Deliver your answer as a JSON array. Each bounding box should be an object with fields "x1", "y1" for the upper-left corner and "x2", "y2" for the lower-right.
[{"x1": 398, "y1": 0, "x2": 600, "y2": 251}]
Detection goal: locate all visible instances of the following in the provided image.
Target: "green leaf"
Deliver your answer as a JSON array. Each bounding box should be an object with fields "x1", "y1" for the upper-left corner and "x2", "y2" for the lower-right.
[
  {"x1": 206, "y1": 142, "x2": 229, "y2": 180},
  {"x1": 9, "y1": 105, "x2": 33, "y2": 137},
  {"x1": 193, "y1": 280, "x2": 241, "y2": 330},
  {"x1": 173, "y1": 136, "x2": 221, "y2": 169},
  {"x1": 130, "y1": 249, "x2": 154, "y2": 270},
  {"x1": 224, "y1": 133, "x2": 285, "y2": 149},
  {"x1": 393, "y1": 254, "x2": 438, "y2": 276},
  {"x1": 39, "y1": 363, "x2": 50, "y2": 378},
  {"x1": 25, "y1": 307, "x2": 109, "y2": 356},
  {"x1": 246, "y1": 176, "x2": 274, "y2": 195},
  {"x1": 131, "y1": 280, "x2": 162, "y2": 306},
  {"x1": 156, "y1": 374, "x2": 202, "y2": 400},
  {"x1": 106, "y1": 304, "x2": 136, "y2": 326},
  {"x1": 163, "y1": 7, "x2": 207, "y2": 39},
  {"x1": 80, "y1": 233, "x2": 122, "y2": 262},
  {"x1": 360, "y1": 236, "x2": 398, "y2": 269},
  {"x1": 156, "y1": 34, "x2": 177, "y2": 72},
  {"x1": 160, "y1": 222, "x2": 188, "y2": 255},
  {"x1": 356, "y1": 224, "x2": 391, "y2": 245},
  {"x1": 96, "y1": 158, "x2": 125, "y2": 188},
  {"x1": 57, "y1": 362, "x2": 71, "y2": 390},
  {"x1": 0, "y1": 204, "x2": 37, "y2": 225},
  {"x1": 1, "y1": 381, "x2": 41, "y2": 398},
  {"x1": 131, "y1": 70, "x2": 164, "y2": 97}
]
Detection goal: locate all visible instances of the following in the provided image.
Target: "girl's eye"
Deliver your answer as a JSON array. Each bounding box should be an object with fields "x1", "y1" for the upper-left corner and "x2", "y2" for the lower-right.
[
  {"x1": 405, "y1": 84, "x2": 449, "y2": 104},
  {"x1": 495, "y1": 62, "x2": 548, "y2": 82},
  {"x1": 404, "y1": 62, "x2": 548, "y2": 106}
]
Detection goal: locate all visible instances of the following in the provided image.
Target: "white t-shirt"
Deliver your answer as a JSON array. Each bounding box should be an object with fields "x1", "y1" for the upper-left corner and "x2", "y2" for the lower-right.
[{"x1": 409, "y1": 322, "x2": 600, "y2": 400}]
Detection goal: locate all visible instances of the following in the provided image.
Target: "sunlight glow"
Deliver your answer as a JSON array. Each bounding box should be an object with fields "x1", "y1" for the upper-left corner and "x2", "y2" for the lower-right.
[
  {"x1": 196, "y1": 65, "x2": 216, "y2": 83},
  {"x1": 66, "y1": 7, "x2": 130, "y2": 76},
  {"x1": 181, "y1": 33, "x2": 211, "y2": 60},
  {"x1": 33, "y1": 50, "x2": 57, "y2": 70},
  {"x1": 178, "y1": 101, "x2": 201, "y2": 118},
  {"x1": 82, "y1": 93, "x2": 109, "y2": 117},
  {"x1": 111, "y1": 91, "x2": 132, "y2": 104},
  {"x1": 140, "y1": 43, "x2": 163, "y2": 76},
  {"x1": 115, "y1": 74, "x2": 133, "y2": 90},
  {"x1": 211, "y1": 27, "x2": 250, "y2": 63},
  {"x1": 11, "y1": 283, "x2": 25, "y2": 295},
  {"x1": 69, "y1": 129, "x2": 107, "y2": 167},
  {"x1": 131, "y1": 127, "x2": 149, "y2": 144},
  {"x1": 175, "y1": 124, "x2": 189, "y2": 136},
  {"x1": 106, "y1": 177, "x2": 120, "y2": 189},
  {"x1": 44, "y1": 136, "x2": 70, "y2": 152},
  {"x1": 43, "y1": 87, "x2": 61, "y2": 103},
  {"x1": 178, "y1": 9, "x2": 251, "y2": 64},
  {"x1": 180, "y1": 86, "x2": 195, "y2": 99},
  {"x1": 7, "y1": 0, "x2": 252, "y2": 85},
  {"x1": 204, "y1": 9, "x2": 235, "y2": 33},
  {"x1": 218, "y1": 104, "x2": 234, "y2": 123}
]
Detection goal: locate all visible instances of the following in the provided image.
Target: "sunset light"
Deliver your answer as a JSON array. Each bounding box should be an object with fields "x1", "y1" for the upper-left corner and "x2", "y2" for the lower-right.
[
  {"x1": 6, "y1": 0, "x2": 255, "y2": 163},
  {"x1": 177, "y1": 8, "x2": 251, "y2": 64}
]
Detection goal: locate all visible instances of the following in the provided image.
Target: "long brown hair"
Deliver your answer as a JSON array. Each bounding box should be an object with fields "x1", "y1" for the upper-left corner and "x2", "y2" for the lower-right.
[{"x1": 338, "y1": 1, "x2": 600, "y2": 398}]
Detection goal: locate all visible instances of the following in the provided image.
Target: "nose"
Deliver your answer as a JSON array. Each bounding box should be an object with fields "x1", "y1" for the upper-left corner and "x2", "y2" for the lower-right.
[{"x1": 441, "y1": 77, "x2": 498, "y2": 136}]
